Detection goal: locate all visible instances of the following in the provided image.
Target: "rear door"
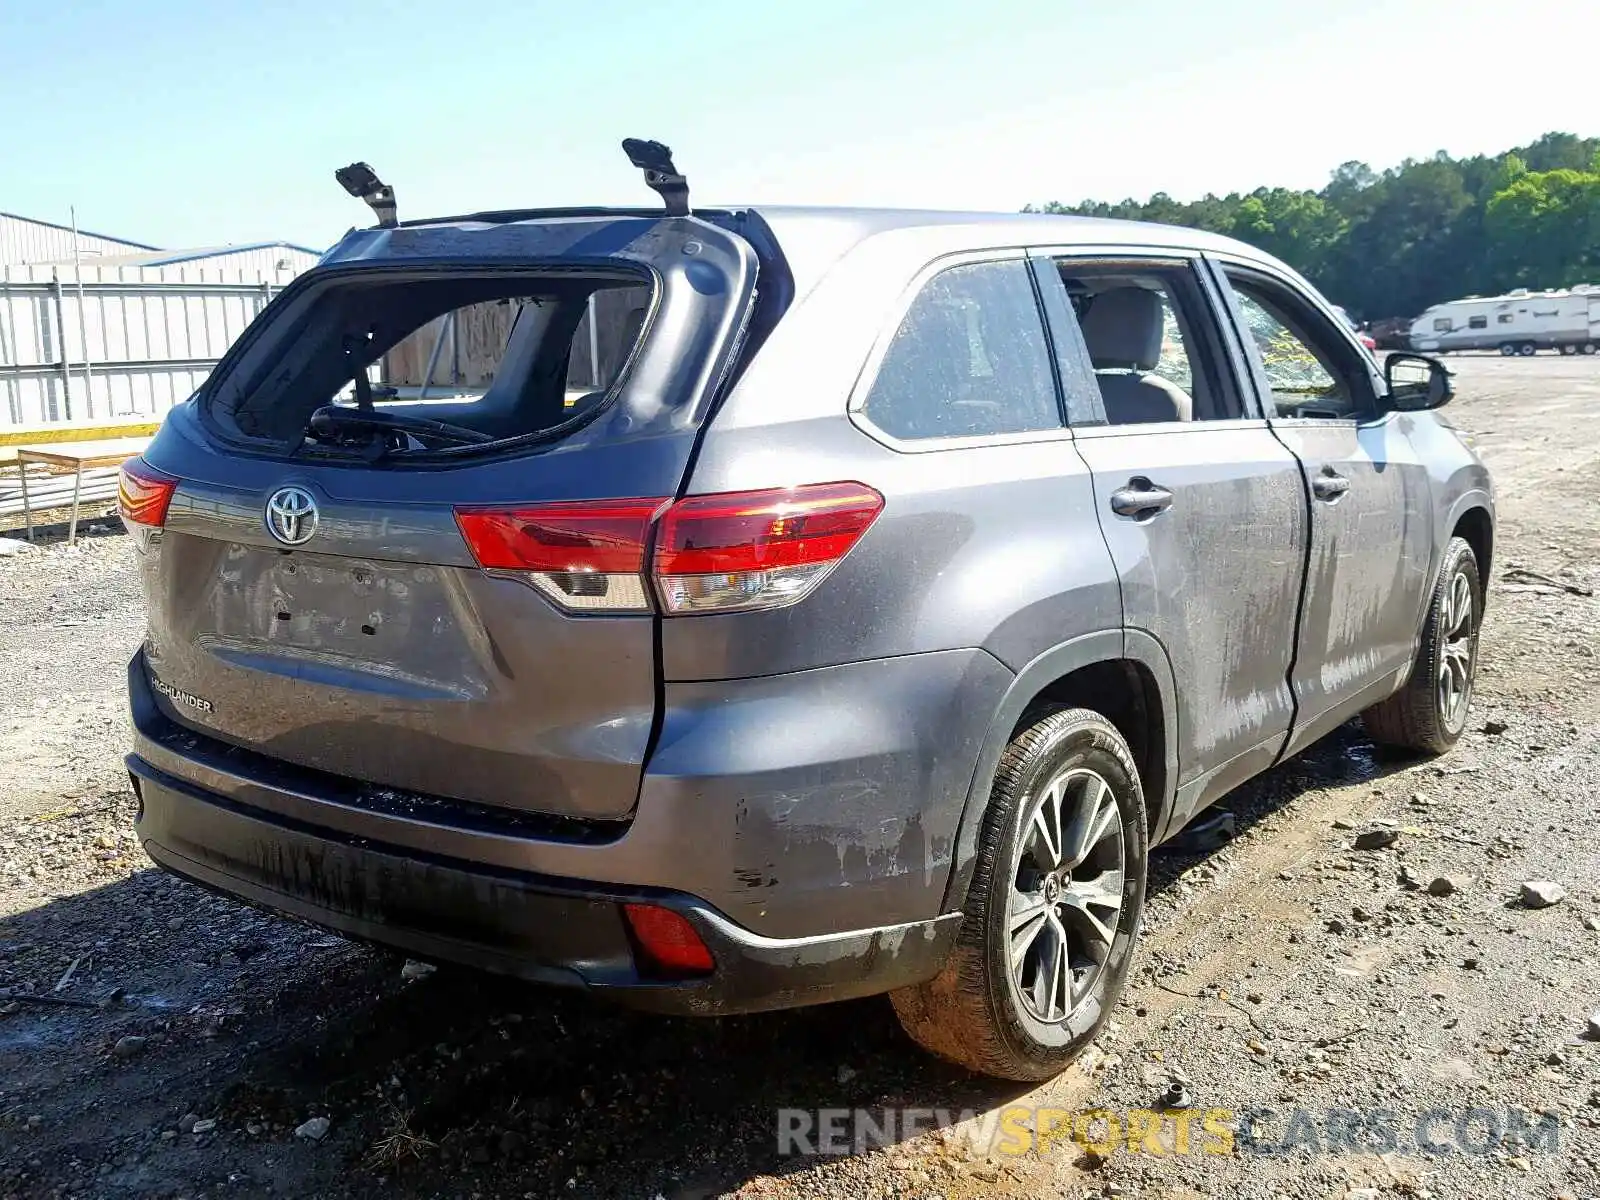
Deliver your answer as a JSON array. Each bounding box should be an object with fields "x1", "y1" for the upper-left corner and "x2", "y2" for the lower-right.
[
  {"x1": 1207, "y1": 258, "x2": 1434, "y2": 750},
  {"x1": 1034, "y1": 252, "x2": 1308, "y2": 818},
  {"x1": 134, "y1": 214, "x2": 758, "y2": 822}
]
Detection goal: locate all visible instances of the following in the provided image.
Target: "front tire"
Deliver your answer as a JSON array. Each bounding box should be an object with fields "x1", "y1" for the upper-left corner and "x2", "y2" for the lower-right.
[
  {"x1": 891, "y1": 708, "x2": 1147, "y2": 1081},
  {"x1": 1499, "y1": 343, "x2": 1517, "y2": 356},
  {"x1": 1581, "y1": 342, "x2": 1597, "y2": 356},
  {"x1": 1363, "y1": 537, "x2": 1482, "y2": 754}
]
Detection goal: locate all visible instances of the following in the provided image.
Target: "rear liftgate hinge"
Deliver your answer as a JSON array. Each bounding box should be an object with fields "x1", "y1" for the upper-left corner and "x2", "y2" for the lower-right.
[
  {"x1": 622, "y1": 138, "x2": 690, "y2": 217},
  {"x1": 334, "y1": 161, "x2": 398, "y2": 228}
]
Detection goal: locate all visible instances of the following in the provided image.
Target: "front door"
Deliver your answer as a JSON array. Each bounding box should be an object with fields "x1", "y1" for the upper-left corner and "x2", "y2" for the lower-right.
[
  {"x1": 1209, "y1": 261, "x2": 1434, "y2": 752},
  {"x1": 1034, "y1": 252, "x2": 1309, "y2": 823}
]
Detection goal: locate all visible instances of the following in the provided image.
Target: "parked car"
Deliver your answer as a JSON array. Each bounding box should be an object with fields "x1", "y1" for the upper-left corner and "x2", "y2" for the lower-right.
[
  {"x1": 1369, "y1": 316, "x2": 1415, "y2": 352},
  {"x1": 121, "y1": 189, "x2": 1493, "y2": 1082},
  {"x1": 1332, "y1": 303, "x2": 1378, "y2": 351}
]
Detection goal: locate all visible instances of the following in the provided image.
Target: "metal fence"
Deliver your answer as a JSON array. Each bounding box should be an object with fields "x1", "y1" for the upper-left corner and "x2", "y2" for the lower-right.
[{"x1": 0, "y1": 262, "x2": 283, "y2": 428}]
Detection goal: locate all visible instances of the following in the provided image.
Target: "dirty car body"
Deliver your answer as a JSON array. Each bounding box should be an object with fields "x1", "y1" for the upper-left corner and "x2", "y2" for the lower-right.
[{"x1": 122, "y1": 203, "x2": 1493, "y2": 1033}]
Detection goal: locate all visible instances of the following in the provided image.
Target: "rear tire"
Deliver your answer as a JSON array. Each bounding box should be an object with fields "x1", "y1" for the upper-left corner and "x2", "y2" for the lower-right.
[
  {"x1": 1362, "y1": 537, "x2": 1482, "y2": 754},
  {"x1": 891, "y1": 708, "x2": 1147, "y2": 1081},
  {"x1": 1560, "y1": 343, "x2": 1578, "y2": 356},
  {"x1": 1518, "y1": 341, "x2": 1537, "y2": 356},
  {"x1": 1582, "y1": 342, "x2": 1597, "y2": 356},
  {"x1": 1499, "y1": 343, "x2": 1517, "y2": 356}
]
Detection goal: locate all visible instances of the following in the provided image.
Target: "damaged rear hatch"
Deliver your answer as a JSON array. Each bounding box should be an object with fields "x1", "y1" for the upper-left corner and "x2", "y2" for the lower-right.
[{"x1": 129, "y1": 212, "x2": 759, "y2": 824}]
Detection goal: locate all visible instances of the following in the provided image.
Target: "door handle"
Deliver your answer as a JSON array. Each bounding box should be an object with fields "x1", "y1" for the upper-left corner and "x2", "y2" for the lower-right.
[
  {"x1": 1109, "y1": 477, "x2": 1174, "y2": 519},
  {"x1": 1313, "y1": 470, "x2": 1351, "y2": 502}
]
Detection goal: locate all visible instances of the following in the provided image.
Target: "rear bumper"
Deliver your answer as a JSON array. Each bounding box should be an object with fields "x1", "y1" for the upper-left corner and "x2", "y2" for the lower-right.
[
  {"x1": 126, "y1": 646, "x2": 1005, "y2": 1013},
  {"x1": 130, "y1": 757, "x2": 959, "y2": 1014}
]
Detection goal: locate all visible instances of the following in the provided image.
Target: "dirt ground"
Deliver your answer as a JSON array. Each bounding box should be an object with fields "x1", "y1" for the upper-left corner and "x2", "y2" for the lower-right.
[{"x1": 2, "y1": 354, "x2": 1598, "y2": 1200}]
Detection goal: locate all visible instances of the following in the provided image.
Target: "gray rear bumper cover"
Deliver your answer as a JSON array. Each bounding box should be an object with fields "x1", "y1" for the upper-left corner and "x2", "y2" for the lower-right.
[
  {"x1": 130, "y1": 759, "x2": 961, "y2": 1015},
  {"x1": 126, "y1": 648, "x2": 992, "y2": 1012}
]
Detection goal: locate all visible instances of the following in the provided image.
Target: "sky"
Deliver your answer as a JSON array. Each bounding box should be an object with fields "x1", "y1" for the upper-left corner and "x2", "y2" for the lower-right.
[{"x1": 1, "y1": 0, "x2": 1593, "y2": 252}]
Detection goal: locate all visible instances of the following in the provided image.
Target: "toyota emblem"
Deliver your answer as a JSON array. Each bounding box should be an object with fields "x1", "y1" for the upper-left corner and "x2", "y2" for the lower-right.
[{"x1": 265, "y1": 486, "x2": 319, "y2": 546}]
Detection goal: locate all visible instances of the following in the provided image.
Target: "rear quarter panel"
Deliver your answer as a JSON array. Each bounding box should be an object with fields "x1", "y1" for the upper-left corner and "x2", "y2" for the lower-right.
[
  {"x1": 657, "y1": 234, "x2": 1124, "y2": 934},
  {"x1": 674, "y1": 233, "x2": 1121, "y2": 678}
]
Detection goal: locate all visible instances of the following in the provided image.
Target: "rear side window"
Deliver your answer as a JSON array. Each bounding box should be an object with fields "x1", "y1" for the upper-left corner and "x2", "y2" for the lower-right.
[
  {"x1": 861, "y1": 260, "x2": 1060, "y2": 441},
  {"x1": 1050, "y1": 259, "x2": 1239, "y2": 425}
]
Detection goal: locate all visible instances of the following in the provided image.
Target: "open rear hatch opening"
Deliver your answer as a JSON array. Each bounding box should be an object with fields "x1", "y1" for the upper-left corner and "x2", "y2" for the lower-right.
[
  {"x1": 202, "y1": 268, "x2": 656, "y2": 463},
  {"x1": 133, "y1": 213, "x2": 766, "y2": 824}
]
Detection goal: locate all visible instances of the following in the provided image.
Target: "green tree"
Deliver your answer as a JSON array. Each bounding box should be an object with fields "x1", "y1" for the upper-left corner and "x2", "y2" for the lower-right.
[
  {"x1": 1485, "y1": 166, "x2": 1600, "y2": 287},
  {"x1": 1227, "y1": 189, "x2": 1344, "y2": 280},
  {"x1": 1029, "y1": 132, "x2": 1600, "y2": 318}
]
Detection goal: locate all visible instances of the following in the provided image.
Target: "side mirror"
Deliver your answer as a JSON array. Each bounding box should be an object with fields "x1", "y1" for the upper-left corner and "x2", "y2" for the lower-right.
[{"x1": 1384, "y1": 352, "x2": 1453, "y2": 411}]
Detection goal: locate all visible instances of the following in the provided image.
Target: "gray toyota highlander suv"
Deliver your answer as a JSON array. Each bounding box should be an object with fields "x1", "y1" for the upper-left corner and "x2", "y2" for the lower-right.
[{"x1": 121, "y1": 171, "x2": 1492, "y2": 1080}]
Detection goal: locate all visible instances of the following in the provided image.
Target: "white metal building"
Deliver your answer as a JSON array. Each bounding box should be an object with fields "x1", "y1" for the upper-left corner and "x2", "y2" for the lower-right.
[
  {"x1": 0, "y1": 213, "x2": 323, "y2": 428},
  {"x1": 64, "y1": 243, "x2": 323, "y2": 281},
  {"x1": 0, "y1": 212, "x2": 156, "y2": 265}
]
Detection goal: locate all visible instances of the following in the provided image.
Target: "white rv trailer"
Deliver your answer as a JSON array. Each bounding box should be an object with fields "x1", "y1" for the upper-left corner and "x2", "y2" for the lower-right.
[{"x1": 1410, "y1": 286, "x2": 1599, "y2": 356}]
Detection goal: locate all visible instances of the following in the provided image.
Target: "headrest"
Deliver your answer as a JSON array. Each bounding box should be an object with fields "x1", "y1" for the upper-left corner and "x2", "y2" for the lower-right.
[{"x1": 1080, "y1": 287, "x2": 1165, "y2": 371}]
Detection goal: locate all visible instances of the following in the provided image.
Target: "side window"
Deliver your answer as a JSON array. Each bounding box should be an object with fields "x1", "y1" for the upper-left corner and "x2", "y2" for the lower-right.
[
  {"x1": 1433, "y1": 317, "x2": 1454, "y2": 332},
  {"x1": 1497, "y1": 313, "x2": 1514, "y2": 324},
  {"x1": 1152, "y1": 294, "x2": 1194, "y2": 391},
  {"x1": 861, "y1": 260, "x2": 1060, "y2": 441},
  {"x1": 1227, "y1": 277, "x2": 1372, "y2": 419},
  {"x1": 1052, "y1": 260, "x2": 1241, "y2": 425},
  {"x1": 376, "y1": 283, "x2": 651, "y2": 405},
  {"x1": 1468, "y1": 315, "x2": 1488, "y2": 330}
]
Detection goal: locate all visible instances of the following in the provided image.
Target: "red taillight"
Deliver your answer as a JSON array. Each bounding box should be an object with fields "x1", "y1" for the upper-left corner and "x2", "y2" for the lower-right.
[
  {"x1": 622, "y1": 903, "x2": 714, "y2": 978},
  {"x1": 117, "y1": 459, "x2": 177, "y2": 529},
  {"x1": 454, "y1": 498, "x2": 668, "y2": 612},
  {"x1": 454, "y1": 482, "x2": 883, "y2": 615},
  {"x1": 653, "y1": 482, "x2": 884, "y2": 614}
]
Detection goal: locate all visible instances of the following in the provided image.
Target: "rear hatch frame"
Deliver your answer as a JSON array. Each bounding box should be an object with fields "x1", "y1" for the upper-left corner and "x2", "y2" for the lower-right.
[{"x1": 133, "y1": 211, "x2": 764, "y2": 825}]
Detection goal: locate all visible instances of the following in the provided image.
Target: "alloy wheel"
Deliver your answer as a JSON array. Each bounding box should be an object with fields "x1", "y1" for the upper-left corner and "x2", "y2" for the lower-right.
[
  {"x1": 1438, "y1": 568, "x2": 1476, "y2": 727},
  {"x1": 1008, "y1": 768, "x2": 1124, "y2": 1023}
]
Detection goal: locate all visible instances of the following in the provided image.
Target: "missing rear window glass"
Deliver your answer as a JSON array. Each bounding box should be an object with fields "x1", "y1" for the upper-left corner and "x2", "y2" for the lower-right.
[{"x1": 204, "y1": 272, "x2": 653, "y2": 457}]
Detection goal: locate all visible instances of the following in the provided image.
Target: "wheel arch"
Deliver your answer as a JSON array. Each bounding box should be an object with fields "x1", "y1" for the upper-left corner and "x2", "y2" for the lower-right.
[
  {"x1": 1429, "y1": 490, "x2": 1494, "y2": 621},
  {"x1": 1452, "y1": 503, "x2": 1494, "y2": 584},
  {"x1": 940, "y1": 630, "x2": 1179, "y2": 912}
]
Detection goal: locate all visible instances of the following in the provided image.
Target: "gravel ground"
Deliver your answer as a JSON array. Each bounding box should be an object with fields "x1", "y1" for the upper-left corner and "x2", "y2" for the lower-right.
[{"x1": 2, "y1": 354, "x2": 1599, "y2": 1200}]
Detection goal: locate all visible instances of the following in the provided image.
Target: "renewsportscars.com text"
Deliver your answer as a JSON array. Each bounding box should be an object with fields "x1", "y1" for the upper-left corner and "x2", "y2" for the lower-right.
[{"x1": 778, "y1": 1105, "x2": 1561, "y2": 1159}]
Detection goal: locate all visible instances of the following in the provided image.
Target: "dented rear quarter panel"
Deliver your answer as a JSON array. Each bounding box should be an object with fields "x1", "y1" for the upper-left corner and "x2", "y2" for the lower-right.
[{"x1": 663, "y1": 235, "x2": 1123, "y2": 938}]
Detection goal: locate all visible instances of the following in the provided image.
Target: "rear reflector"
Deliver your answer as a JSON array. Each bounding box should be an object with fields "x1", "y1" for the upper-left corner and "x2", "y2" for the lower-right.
[
  {"x1": 455, "y1": 498, "x2": 667, "y2": 612},
  {"x1": 454, "y1": 482, "x2": 883, "y2": 615},
  {"x1": 117, "y1": 459, "x2": 177, "y2": 529},
  {"x1": 622, "y1": 903, "x2": 715, "y2": 978},
  {"x1": 654, "y1": 483, "x2": 884, "y2": 614}
]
